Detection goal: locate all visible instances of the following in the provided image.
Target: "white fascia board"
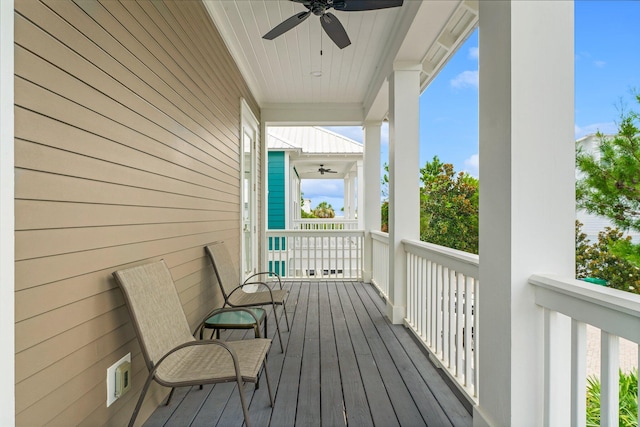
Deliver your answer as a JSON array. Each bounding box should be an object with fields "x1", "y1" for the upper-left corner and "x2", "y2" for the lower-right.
[{"x1": 262, "y1": 103, "x2": 364, "y2": 125}]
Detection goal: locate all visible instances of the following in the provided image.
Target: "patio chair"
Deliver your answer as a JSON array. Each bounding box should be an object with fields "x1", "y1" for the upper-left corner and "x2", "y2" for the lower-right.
[
  {"x1": 113, "y1": 260, "x2": 273, "y2": 427},
  {"x1": 205, "y1": 241, "x2": 290, "y2": 352}
]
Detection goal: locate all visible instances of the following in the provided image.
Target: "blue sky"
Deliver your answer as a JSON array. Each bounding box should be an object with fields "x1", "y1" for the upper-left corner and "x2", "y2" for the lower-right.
[{"x1": 302, "y1": 1, "x2": 640, "y2": 213}]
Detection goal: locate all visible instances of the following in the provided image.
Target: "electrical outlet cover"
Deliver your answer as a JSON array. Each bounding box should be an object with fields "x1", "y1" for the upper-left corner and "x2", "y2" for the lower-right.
[{"x1": 107, "y1": 353, "x2": 131, "y2": 407}]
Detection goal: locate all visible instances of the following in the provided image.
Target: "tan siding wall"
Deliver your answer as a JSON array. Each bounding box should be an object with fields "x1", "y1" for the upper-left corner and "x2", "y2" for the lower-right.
[{"x1": 14, "y1": 0, "x2": 260, "y2": 425}]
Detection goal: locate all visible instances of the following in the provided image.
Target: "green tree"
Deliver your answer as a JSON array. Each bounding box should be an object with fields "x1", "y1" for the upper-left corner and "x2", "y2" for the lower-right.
[
  {"x1": 381, "y1": 163, "x2": 389, "y2": 231},
  {"x1": 380, "y1": 157, "x2": 479, "y2": 254},
  {"x1": 301, "y1": 209, "x2": 316, "y2": 219},
  {"x1": 576, "y1": 92, "x2": 640, "y2": 233},
  {"x1": 381, "y1": 200, "x2": 389, "y2": 232},
  {"x1": 313, "y1": 201, "x2": 335, "y2": 218},
  {"x1": 575, "y1": 221, "x2": 640, "y2": 294},
  {"x1": 420, "y1": 156, "x2": 479, "y2": 254},
  {"x1": 300, "y1": 192, "x2": 316, "y2": 218}
]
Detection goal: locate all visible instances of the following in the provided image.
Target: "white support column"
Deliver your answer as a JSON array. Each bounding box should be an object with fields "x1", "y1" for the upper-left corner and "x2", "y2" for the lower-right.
[
  {"x1": 356, "y1": 160, "x2": 364, "y2": 229},
  {"x1": 343, "y1": 175, "x2": 351, "y2": 219},
  {"x1": 348, "y1": 170, "x2": 356, "y2": 221},
  {"x1": 260, "y1": 122, "x2": 269, "y2": 272},
  {"x1": 387, "y1": 64, "x2": 421, "y2": 324},
  {"x1": 0, "y1": 1, "x2": 15, "y2": 426},
  {"x1": 363, "y1": 122, "x2": 382, "y2": 282},
  {"x1": 475, "y1": 2, "x2": 574, "y2": 426}
]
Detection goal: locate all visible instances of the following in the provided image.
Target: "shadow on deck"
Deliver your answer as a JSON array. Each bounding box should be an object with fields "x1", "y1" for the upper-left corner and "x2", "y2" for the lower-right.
[{"x1": 143, "y1": 281, "x2": 472, "y2": 427}]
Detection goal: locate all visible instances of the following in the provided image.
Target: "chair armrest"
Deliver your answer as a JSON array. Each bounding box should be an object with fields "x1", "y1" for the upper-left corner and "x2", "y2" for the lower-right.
[
  {"x1": 228, "y1": 281, "x2": 277, "y2": 307},
  {"x1": 241, "y1": 281, "x2": 277, "y2": 296},
  {"x1": 150, "y1": 339, "x2": 241, "y2": 377},
  {"x1": 244, "y1": 271, "x2": 283, "y2": 289}
]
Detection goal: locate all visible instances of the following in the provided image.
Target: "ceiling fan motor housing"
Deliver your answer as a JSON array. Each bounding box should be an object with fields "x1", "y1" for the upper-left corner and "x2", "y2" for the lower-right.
[{"x1": 311, "y1": 4, "x2": 327, "y2": 15}]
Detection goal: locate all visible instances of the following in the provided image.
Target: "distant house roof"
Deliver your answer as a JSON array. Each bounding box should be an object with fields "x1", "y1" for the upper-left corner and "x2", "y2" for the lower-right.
[{"x1": 268, "y1": 126, "x2": 363, "y2": 155}]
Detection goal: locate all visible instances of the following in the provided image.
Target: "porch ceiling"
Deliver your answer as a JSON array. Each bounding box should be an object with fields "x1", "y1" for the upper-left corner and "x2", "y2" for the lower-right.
[
  {"x1": 294, "y1": 157, "x2": 360, "y2": 179},
  {"x1": 204, "y1": 0, "x2": 478, "y2": 124}
]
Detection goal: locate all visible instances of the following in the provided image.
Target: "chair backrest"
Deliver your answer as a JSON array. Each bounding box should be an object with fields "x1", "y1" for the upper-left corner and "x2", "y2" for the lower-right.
[
  {"x1": 113, "y1": 260, "x2": 194, "y2": 370},
  {"x1": 205, "y1": 242, "x2": 241, "y2": 301}
]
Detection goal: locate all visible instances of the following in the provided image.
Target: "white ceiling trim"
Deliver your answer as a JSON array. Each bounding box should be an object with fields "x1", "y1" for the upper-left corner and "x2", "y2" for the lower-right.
[
  {"x1": 203, "y1": 1, "x2": 265, "y2": 104},
  {"x1": 262, "y1": 102, "x2": 364, "y2": 125}
]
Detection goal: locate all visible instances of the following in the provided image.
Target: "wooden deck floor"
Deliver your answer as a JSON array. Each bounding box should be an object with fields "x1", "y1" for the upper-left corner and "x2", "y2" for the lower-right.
[{"x1": 143, "y1": 281, "x2": 472, "y2": 427}]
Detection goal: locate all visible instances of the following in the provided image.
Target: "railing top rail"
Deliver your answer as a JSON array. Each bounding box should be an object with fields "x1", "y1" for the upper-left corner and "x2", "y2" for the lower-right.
[
  {"x1": 267, "y1": 229, "x2": 365, "y2": 236},
  {"x1": 370, "y1": 230, "x2": 389, "y2": 242},
  {"x1": 402, "y1": 238, "x2": 479, "y2": 266},
  {"x1": 531, "y1": 273, "x2": 640, "y2": 343},
  {"x1": 293, "y1": 219, "x2": 358, "y2": 223}
]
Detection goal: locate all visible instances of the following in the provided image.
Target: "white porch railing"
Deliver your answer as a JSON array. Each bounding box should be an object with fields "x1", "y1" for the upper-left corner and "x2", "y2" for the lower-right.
[
  {"x1": 531, "y1": 274, "x2": 640, "y2": 426},
  {"x1": 266, "y1": 230, "x2": 364, "y2": 280},
  {"x1": 402, "y1": 239, "x2": 480, "y2": 403},
  {"x1": 364, "y1": 231, "x2": 640, "y2": 422},
  {"x1": 293, "y1": 219, "x2": 359, "y2": 230},
  {"x1": 370, "y1": 230, "x2": 389, "y2": 299}
]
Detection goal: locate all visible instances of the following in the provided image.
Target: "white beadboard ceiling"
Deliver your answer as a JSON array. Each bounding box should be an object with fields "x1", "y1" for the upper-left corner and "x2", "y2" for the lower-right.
[{"x1": 204, "y1": 0, "x2": 478, "y2": 123}]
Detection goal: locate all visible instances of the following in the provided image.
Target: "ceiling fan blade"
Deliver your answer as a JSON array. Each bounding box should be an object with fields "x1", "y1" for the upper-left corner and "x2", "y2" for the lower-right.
[
  {"x1": 320, "y1": 13, "x2": 351, "y2": 49},
  {"x1": 335, "y1": 0, "x2": 404, "y2": 12},
  {"x1": 263, "y1": 11, "x2": 311, "y2": 40}
]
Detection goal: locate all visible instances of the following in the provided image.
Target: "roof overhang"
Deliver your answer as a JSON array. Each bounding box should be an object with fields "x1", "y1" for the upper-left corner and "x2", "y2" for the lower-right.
[{"x1": 204, "y1": 0, "x2": 478, "y2": 125}]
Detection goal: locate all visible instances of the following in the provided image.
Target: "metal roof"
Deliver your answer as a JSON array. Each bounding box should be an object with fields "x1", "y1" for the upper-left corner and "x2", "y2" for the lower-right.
[{"x1": 268, "y1": 126, "x2": 363, "y2": 155}]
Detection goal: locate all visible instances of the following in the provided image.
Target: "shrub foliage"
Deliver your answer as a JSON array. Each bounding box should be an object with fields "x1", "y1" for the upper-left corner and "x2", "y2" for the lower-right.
[
  {"x1": 586, "y1": 369, "x2": 638, "y2": 427},
  {"x1": 576, "y1": 221, "x2": 640, "y2": 295}
]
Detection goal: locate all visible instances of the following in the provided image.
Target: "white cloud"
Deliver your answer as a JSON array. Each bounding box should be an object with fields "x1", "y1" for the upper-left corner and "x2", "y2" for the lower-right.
[
  {"x1": 575, "y1": 122, "x2": 617, "y2": 139},
  {"x1": 575, "y1": 51, "x2": 592, "y2": 62},
  {"x1": 463, "y1": 153, "x2": 479, "y2": 178},
  {"x1": 594, "y1": 60, "x2": 606, "y2": 68},
  {"x1": 469, "y1": 47, "x2": 479, "y2": 60},
  {"x1": 301, "y1": 179, "x2": 343, "y2": 198},
  {"x1": 301, "y1": 179, "x2": 345, "y2": 212},
  {"x1": 450, "y1": 70, "x2": 478, "y2": 89}
]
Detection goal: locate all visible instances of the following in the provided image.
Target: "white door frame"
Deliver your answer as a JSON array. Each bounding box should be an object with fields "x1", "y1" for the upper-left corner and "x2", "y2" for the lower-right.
[
  {"x1": 240, "y1": 99, "x2": 259, "y2": 279},
  {"x1": 0, "y1": 0, "x2": 15, "y2": 425}
]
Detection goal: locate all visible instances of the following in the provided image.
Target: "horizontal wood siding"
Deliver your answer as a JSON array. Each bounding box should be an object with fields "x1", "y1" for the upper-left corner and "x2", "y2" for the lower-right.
[
  {"x1": 14, "y1": 0, "x2": 260, "y2": 425},
  {"x1": 268, "y1": 151, "x2": 286, "y2": 229}
]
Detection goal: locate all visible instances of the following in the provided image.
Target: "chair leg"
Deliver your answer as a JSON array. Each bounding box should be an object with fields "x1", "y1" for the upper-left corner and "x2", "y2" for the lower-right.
[
  {"x1": 282, "y1": 302, "x2": 290, "y2": 331},
  {"x1": 165, "y1": 387, "x2": 176, "y2": 405},
  {"x1": 263, "y1": 360, "x2": 275, "y2": 407},
  {"x1": 129, "y1": 374, "x2": 154, "y2": 427},
  {"x1": 236, "y1": 379, "x2": 251, "y2": 427},
  {"x1": 273, "y1": 304, "x2": 284, "y2": 352}
]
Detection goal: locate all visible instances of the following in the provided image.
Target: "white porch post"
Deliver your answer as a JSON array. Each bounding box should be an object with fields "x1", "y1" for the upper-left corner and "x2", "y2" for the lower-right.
[
  {"x1": 363, "y1": 122, "x2": 382, "y2": 282},
  {"x1": 343, "y1": 175, "x2": 351, "y2": 219},
  {"x1": 387, "y1": 64, "x2": 421, "y2": 324},
  {"x1": 348, "y1": 170, "x2": 356, "y2": 220},
  {"x1": 356, "y1": 160, "x2": 364, "y2": 229},
  {"x1": 476, "y1": 1, "x2": 574, "y2": 426}
]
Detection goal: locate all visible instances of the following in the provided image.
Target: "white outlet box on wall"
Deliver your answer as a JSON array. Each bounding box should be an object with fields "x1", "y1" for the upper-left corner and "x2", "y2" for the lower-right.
[{"x1": 106, "y1": 353, "x2": 131, "y2": 407}]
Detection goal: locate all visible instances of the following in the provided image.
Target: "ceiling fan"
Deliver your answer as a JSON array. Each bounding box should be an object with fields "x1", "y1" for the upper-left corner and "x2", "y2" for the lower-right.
[
  {"x1": 263, "y1": 0, "x2": 404, "y2": 49},
  {"x1": 318, "y1": 165, "x2": 338, "y2": 175}
]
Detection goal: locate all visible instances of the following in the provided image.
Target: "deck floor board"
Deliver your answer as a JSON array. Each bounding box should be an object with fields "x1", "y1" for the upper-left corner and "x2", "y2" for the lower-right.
[{"x1": 143, "y1": 282, "x2": 472, "y2": 427}]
